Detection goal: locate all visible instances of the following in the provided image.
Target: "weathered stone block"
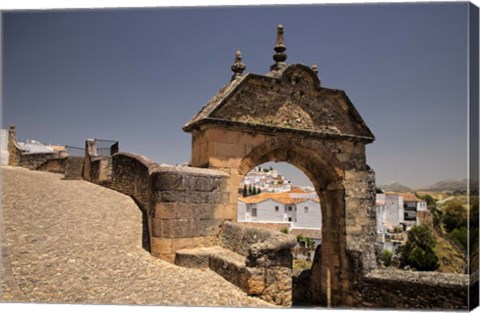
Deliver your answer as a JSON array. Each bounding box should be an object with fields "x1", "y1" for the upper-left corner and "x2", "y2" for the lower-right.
[
  {"x1": 151, "y1": 218, "x2": 197, "y2": 238},
  {"x1": 157, "y1": 253, "x2": 176, "y2": 263},
  {"x1": 197, "y1": 218, "x2": 223, "y2": 237},
  {"x1": 172, "y1": 237, "x2": 195, "y2": 251},
  {"x1": 150, "y1": 237, "x2": 173, "y2": 254},
  {"x1": 153, "y1": 203, "x2": 218, "y2": 219},
  {"x1": 204, "y1": 128, "x2": 242, "y2": 144},
  {"x1": 192, "y1": 236, "x2": 219, "y2": 247},
  {"x1": 153, "y1": 190, "x2": 225, "y2": 204}
]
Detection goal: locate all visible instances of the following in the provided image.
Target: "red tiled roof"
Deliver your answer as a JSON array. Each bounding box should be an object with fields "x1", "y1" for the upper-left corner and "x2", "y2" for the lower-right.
[
  {"x1": 399, "y1": 193, "x2": 422, "y2": 202},
  {"x1": 239, "y1": 191, "x2": 319, "y2": 205}
]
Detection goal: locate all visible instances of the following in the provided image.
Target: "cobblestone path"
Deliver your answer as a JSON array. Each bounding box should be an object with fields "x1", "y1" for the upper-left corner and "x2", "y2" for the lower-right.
[{"x1": 1, "y1": 166, "x2": 272, "y2": 308}]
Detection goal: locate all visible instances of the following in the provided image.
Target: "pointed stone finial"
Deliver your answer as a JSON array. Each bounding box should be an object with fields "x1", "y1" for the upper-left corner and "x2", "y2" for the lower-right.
[
  {"x1": 231, "y1": 50, "x2": 246, "y2": 81},
  {"x1": 270, "y1": 24, "x2": 287, "y2": 72},
  {"x1": 312, "y1": 64, "x2": 318, "y2": 75}
]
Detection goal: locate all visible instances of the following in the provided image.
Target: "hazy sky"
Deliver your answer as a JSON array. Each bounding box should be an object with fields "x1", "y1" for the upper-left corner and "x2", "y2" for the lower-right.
[{"x1": 2, "y1": 2, "x2": 471, "y2": 188}]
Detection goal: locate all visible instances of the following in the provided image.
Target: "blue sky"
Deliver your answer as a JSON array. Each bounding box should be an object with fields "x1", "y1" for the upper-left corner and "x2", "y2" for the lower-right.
[{"x1": 1, "y1": 2, "x2": 472, "y2": 188}]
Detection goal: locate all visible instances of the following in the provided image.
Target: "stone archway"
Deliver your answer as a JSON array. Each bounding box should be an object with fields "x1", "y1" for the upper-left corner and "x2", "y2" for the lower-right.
[
  {"x1": 238, "y1": 137, "x2": 347, "y2": 306},
  {"x1": 183, "y1": 26, "x2": 377, "y2": 306}
]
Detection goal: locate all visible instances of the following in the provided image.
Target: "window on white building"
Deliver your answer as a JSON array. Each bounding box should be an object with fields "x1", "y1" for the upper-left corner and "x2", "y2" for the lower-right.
[
  {"x1": 288, "y1": 206, "x2": 293, "y2": 211},
  {"x1": 251, "y1": 208, "x2": 257, "y2": 217},
  {"x1": 275, "y1": 206, "x2": 279, "y2": 212},
  {"x1": 288, "y1": 217, "x2": 292, "y2": 222},
  {"x1": 304, "y1": 206, "x2": 309, "y2": 213}
]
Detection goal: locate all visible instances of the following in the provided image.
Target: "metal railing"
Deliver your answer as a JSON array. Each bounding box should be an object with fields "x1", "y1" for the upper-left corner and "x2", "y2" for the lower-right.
[
  {"x1": 65, "y1": 146, "x2": 85, "y2": 157},
  {"x1": 94, "y1": 139, "x2": 119, "y2": 157}
]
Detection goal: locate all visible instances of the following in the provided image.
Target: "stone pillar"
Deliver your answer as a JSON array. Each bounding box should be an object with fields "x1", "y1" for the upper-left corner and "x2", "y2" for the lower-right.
[
  {"x1": 310, "y1": 188, "x2": 348, "y2": 306},
  {"x1": 82, "y1": 139, "x2": 96, "y2": 181},
  {"x1": 149, "y1": 167, "x2": 230, "y2": 262},
  {"x1": 8, "y1": 125, "x2": 22, "y2": 166}
]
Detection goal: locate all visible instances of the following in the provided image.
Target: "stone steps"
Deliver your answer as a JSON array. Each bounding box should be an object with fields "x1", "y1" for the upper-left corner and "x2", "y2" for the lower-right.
[
  {"x1": 175, "y1": 246, "x2": 250, "y2": 293},
  {"x1": 175, "y1": 246, "x2": 246, "y2": 269},
  {"x1": 174, "y1": 223, "x2": 296, "y2": 306},
  {"x1": 64, "y1": 157, "x2": 84, "y2": 180}
]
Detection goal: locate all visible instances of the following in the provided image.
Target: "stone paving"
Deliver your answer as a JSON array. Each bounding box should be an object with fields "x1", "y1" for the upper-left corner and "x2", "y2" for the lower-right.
[{"x1": 0, "y1": 166, "x2": 272, "y2": 308}]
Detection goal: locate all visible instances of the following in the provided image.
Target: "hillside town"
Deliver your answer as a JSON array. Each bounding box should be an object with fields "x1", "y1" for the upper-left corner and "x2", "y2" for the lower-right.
[{"x1": 236, "y1": 166, "x2": 467, "y2": 272}]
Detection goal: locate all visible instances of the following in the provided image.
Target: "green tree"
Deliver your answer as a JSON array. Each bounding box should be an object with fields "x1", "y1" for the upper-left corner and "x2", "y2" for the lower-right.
[
  {"x1": 442, "y1": 199, "x2": 467, "y2": 233},
  {"x1": 400, "y1": 225, "x2": 439, "y2": 271},
  {"x1": 449, "y1": 227, "x2": 468, "y2": 252},
  {"x1": 248, "y1": 184, "x2": 253, "y2": 196},
  {"x1": 242, "y1": 185, "x2": 248, "y2": 197}
]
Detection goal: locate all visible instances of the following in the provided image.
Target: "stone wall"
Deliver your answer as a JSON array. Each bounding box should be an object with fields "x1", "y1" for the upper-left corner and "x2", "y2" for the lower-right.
[
  {"x1": 7, "y1": 125, "x2": 23, "y2": 166},
  {"x1": 89, "y1": 157, "x2": 113, "y2": 186},
  {"x1": 352, "y1": 269, "x2": 469, "y2": 309},
  {"x1": 175, "y1": 222, "x2": 296, "y2": 306},
  {"x1": 293, "y1": 246, "x2": 471, "y2": 309},
  {"x1": 83, "y1": 139, "x2": 115, "y2": 186},
  {"x1": 221, "y1": 222, "x2": 295, "y2": 306},
  {"x1": 109, "y1": 152, "x2": 231, "y2": 262},
  {"x1": 149, "y1": 166, "x2": 229, "y2": 262},
  {"x1": 19, "y1": 153, "x2": 56, "y2": 170},
  {"x1": 36, "y1": 157, "x2": 67, "y2": 174},
  {"x1": 110, "y1": 152, "x2": 155, "y2": 212},
  {"x1": 6, "y1": 125, "x2": 62, "y2": 171}
]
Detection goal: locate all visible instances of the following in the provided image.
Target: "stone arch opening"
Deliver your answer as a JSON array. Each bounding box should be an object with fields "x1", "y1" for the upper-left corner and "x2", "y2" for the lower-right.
[
  {"x1": 237, "y1": 161, "x2": 322, "y2": 270},
  {"x1": 235, "y1": 138, "x2": 348, "y2": 306}
]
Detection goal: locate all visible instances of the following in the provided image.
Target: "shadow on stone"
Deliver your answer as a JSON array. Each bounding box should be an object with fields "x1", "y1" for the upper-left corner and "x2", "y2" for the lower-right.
[{"x1": 130, "y1": 197, "x2": 151, "y2": 253}]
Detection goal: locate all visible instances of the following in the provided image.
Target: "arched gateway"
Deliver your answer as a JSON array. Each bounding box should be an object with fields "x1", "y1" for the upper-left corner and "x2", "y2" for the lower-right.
[{"x1": 183, "y1": 25, "x2": 377, "y2": 306}]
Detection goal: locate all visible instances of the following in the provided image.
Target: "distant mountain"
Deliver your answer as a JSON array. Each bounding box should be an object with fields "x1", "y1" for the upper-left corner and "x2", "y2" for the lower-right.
[
  {"x1": 378, "y1": 181, "x2": 412, "y2": 192},
  {"x1": 420, "y1": 179, "x2": 471, "y2": 192}
]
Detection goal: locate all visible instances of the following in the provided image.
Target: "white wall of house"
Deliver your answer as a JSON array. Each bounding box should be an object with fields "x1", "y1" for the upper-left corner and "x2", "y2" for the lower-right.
[
  {"x1": 0, "y1": 129, "x2": 9, "y2": 166},
  {"x1": 238, "y1": 198, "x2": 322, "y2": 230},
  {"x1": 376, "y1": 204, "x2": 385, "y2": 233},
  {"x1": 258, "y1": 199, "x2": 286, "y2": 222},
  {"x1": 384, "y1": 195, "x2": 404, "y2": 227},
  {"x1": 238, "y1": 201, "x2": 247, "y2": 222},
  {"x1": 293, "y1": 199, "x2": 322, "y2": 229},
  {"x1": 417, "y1": 201, "x2": 428, "y2": 212},
  {"x1": 241, "y1": 199, "x2": 286, "y2": 222}
]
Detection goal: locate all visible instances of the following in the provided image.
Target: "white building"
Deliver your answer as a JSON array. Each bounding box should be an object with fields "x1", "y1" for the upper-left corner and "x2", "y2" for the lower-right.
[
  {"x1": 240, "y1": 166, "x2": 292, "y2": 193},
  {"x1": 1, "y1": 129, "x2": 9, "y2": 165},
  {"x1": 238, "y1": 190, "x2": 322, "y2": 229},
  {"x1": 376, "y1": 193, "x2": 428, "y2": 252}
]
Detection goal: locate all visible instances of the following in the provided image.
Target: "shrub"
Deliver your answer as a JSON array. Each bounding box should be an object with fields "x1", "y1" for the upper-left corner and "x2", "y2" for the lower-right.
[
  {"x1": 449, "y1": 227, "x2": 468, "y2": 252},
  {"x1": 400, "y1": 225, "x2": 439, "y2": 271},
  {"x1": 442, "y1": 199, "x2": 467, "y2": 233},
  {"x1": 406, "y1": 246, "x2": 440, "y2": 271},
  {"x1": 280, "y1": 228, "x2": 289, "y2": 234},
  {"x1": 381, "y1": 250, "x2": 392, "y2": 267}
]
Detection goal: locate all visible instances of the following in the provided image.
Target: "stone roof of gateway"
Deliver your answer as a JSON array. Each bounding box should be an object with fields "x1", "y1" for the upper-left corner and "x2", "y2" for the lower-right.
[{"x1": 183, "y1": 25, "x2": 375, "y2": 143}]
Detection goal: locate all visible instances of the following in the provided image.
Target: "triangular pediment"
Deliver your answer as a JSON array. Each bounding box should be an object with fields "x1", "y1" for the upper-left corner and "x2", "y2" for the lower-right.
[{"x1": 184, "y1": 64, "x2": 374, "y2": 142}]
